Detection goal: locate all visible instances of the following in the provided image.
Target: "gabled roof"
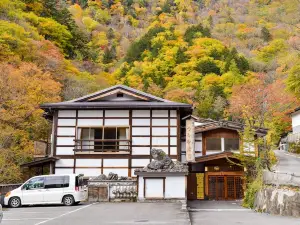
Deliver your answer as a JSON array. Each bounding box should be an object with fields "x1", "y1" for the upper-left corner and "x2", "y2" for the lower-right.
[
  {"x1": 68, "y1": 85, "x2": 170, "y2": 103},
  {"x1": 193, "y1": 118, "x2": 268, "y2": 136},
  {"x1": 40, "y1": 85, "x2": 192, "y2": 112}
]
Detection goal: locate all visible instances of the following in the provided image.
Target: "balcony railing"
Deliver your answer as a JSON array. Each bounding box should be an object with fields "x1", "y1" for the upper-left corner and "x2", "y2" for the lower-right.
[{"x1": 74, "y1": 139, "x2": 131, "y2": 152}]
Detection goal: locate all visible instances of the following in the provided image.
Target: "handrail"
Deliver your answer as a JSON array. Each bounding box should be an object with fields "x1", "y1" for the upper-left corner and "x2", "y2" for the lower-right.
[{"x1": 74, "y1": 139, "x2": 131, "y2": 152}]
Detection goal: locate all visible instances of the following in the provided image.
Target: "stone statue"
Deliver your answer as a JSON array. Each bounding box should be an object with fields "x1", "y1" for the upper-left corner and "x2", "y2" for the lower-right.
[{"x1": 135, "y1": 148, "x2": 188, "y2": 172}]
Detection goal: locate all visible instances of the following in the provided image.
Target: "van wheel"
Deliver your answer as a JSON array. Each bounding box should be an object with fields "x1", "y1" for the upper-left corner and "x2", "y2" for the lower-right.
[
  {"x1": 9, "y1": 197, "x2": 21, "y2": 208},
  {"x1": 62, "y1": 195, "x2": 75, "y2": 206}
]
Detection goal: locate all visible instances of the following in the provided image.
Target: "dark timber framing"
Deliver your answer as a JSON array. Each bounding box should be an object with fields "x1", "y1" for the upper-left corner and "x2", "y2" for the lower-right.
[
  {"x1": 39, "y1": 85, "x2": 192, "y2": 177},
  {"x1": 52, "y1": 109, "x2": 189, "y2": 177}
]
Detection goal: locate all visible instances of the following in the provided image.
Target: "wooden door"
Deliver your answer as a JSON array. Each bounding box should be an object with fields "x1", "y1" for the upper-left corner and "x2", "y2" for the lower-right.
[
  {"x1": 187, "y1": 173, "x2": 197, "y2": 200},
  {"x1": 208, "y1": 175, "x2": 243, "y2": 200}
]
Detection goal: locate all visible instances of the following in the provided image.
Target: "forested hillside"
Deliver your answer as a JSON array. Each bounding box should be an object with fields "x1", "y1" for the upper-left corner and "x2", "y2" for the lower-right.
[{"x1": 0, "y1": 0, "x2": 299, "y2": 182}]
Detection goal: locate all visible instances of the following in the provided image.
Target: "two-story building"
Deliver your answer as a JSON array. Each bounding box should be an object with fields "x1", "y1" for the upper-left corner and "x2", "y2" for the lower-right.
[
  {"x1": 22, "y1": 85, "x2": 192, "y2": 177},
  {"x1": 181, "y1": 116, "x2": 267, "y2": 200}
]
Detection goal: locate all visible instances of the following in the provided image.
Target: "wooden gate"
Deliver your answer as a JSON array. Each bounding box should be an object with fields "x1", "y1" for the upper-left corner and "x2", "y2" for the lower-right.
[{"x1": 208, "y1": 175, "x2": 243, "y2": 200}]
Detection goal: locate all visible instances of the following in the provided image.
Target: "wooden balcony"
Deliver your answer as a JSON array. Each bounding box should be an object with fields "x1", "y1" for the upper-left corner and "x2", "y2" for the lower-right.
[{"x1": 74, "y1": 139, "x2": 131, "y2": 152}]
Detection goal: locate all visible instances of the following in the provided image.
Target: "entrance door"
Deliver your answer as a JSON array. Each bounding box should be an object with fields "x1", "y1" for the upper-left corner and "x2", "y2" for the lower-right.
[
  {"x1": 187, "y1": 173, "x2": 205, "y2": 200},
  {"x1": 208, "y1": 175, "x2": 243, "y2": 200}
]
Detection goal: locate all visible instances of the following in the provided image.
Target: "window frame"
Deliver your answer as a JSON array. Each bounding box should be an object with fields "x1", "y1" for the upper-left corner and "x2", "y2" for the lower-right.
[
  {"x1": 76, "y1": 126, "x2": 130, "y2": 151},
  {"x1": 206, "y1": 137, "x2": 222, "y2": 151},
  {"x1": 224, "y1": 138, "x2": 240, "y2": 152}
]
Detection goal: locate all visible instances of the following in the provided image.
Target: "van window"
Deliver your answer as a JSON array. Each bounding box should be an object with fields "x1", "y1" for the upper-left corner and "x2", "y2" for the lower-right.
[
  {"x1": 75, "y1": 176, "x2": 84, "y2": 187},
  {"x1": 25, "y1": 177, "x2": 44, "y2": 190},
  {"x1": 44, "y1": 176, "x2": 70, "y2": 188}
]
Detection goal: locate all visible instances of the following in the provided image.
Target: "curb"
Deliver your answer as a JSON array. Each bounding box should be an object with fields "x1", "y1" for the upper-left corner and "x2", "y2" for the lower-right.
[{"x1": 186, "y1": 207, "x2": 192, "y2": 225}]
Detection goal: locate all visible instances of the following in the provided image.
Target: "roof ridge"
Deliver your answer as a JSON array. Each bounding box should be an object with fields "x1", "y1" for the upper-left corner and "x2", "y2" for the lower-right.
[{"x1": 65, "y1": 84, "x2": 172, "y2": 103}]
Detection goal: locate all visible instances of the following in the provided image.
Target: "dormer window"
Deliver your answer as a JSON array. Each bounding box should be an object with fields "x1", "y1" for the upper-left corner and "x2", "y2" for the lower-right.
[{"x1": 117, "y1": 93, "x2": 124, "y2": 98}]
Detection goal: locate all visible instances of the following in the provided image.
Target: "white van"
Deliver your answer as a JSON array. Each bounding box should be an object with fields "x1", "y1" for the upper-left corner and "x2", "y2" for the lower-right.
[{"x1": 4, "y1": 174, "x2": 86, "y2": 208}]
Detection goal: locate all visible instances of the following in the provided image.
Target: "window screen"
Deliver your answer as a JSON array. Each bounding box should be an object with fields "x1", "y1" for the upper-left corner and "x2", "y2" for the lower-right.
[
  {"x1": 206, "y1": 138, "x2": 222, "y2": 151},
  {"x1": 225, "y1": 138, "x2": 240, "y2": 151}
]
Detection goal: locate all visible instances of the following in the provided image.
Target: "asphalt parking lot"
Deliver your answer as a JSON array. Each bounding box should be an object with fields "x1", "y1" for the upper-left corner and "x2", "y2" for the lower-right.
[
  {"x1": 1, "y1": 202, "x2": 189, "y2": 225},
  {"x1": 188, "y1": 200, "x2": 300, "y2": 225}
]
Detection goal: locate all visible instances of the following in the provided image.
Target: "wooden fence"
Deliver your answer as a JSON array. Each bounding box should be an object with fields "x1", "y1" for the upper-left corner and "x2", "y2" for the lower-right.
[{"x1": 0, "y1": 184, "x2": 22, "y2": 205}]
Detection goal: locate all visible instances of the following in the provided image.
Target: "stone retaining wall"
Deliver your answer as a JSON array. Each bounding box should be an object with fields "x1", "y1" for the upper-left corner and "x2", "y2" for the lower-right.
[
  {"x1": 254, "y1": 187, "x2": 300, "y2": 217},
  {"x1": 263, "y1": 170, "x2": 300, "y2": 187}
]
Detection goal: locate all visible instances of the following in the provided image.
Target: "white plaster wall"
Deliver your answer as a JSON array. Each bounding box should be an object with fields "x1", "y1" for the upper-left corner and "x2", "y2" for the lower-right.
[
  {"x1": 57, "y1": 137, "x2": 74, "y2": 146},
  {"x1": 103, "y1": 159, "x2": 128, "y2": 167},
  {"x1": 152, "y1": 119, "x2": 168, "y2": 126},
  {"x1": 75, "y1": 168, "x2": 101, "y2": 176},
  {"x1": 132, "y1": 110, "x2": 150, "y2": 117},
  {"x1": 152, "y1": 127, "x2": 168, "y2": 135},
  {"x1": 105, "y1": 110, "x2": 129, "y2": 117},
  {"x1": 152, "y1": 110, "x2": 168, "y2": 117},
  {"x1": 170, "y1": 147, "x2": 177, "y2": 155},
  {"x1": 170, "y1": 137, "x2": 177, "y2": 145},
  {"x1": 56, "y1": 159, "x2": 74, "y2": 167},
  {"x1": 78, "y1": 110, "x2": 103, "y2": 117},
  {"x1": 132, "y1": 119, "x2": 150, "y2": 126},
  {"x1": 145, "y1": 179, "x2": 164, "y2": 198},
  {"x1": 170, "y1": 119, "x2": 177, "y2": 126},
  {"x1": 58, "y1": 110, "x2": 76, "y2": 117},
  {"x1": 103, "y1": 168, "x2": 128, "y2": 176},
  {"x1": 76, "y1": 159, "x2": 102, "y2": 167},
  {"x1": 105, "y1": 119, "x2": 129, "y2": 126},
  {"x1": 170, "y1": 110, "x2": 177, "y2": 117},
  {"x1": 170, "y1": 127, "x2": 177, "y2": 136},
  {"x1": 181, "y1": 154, "x2": 186, "y2": 162},
  {"x1": 55, "y1": 168, "x2": 74, "y2": 175},
  {"x1": 131, "y1": 159, "x2": 150, "y2": 167},
  {"x1": 152, "y1": 137, "x2": 168, "y2": 145},
  {"x1": 56, "y1": 147, "x2": 74, "y2": 155},
  {"x1": 132, "y1": 137, "x2": 150, "y2": 145},
  {"x1": 132, "y1": 127, "x2": 150, "y2": 135},
  {"x1": 132, "y1": 147, "x2": 150, "y2": 155},
  {"x1": 77, "y1": 119, "x2": 103, "y2": 126},
  {"x1": 165, "y1": 176, "x2": 186, "y2": 198},
  {"x1": 58, "y1": 119, "x2": 76, "y2": 126},
  {"x1": 57, "y1": 127, "x2": 75, "y2": 136}
]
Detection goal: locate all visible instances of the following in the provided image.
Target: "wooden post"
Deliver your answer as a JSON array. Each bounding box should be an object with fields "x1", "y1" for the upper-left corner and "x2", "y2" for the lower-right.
[{"x1": 186, "y1": 119, "x2": 195, "y2": 162}]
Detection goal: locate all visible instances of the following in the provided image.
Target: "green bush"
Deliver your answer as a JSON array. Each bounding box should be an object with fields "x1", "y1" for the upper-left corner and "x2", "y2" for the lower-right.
[{"x1": 243, "y1": 170, "x2": 263, "y2": 208}]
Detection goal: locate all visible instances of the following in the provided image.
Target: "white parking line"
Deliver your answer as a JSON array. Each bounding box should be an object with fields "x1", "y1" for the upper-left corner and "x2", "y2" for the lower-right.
[
  {"x1": 3, "y1": 218, "x2": 52, "y2": 221},
  {"x1": 189, "y1": 208, "x2": 250, "y2": 212},
  {"x1": 34, "y1": 203, "x2": 95, "y2": 225}
]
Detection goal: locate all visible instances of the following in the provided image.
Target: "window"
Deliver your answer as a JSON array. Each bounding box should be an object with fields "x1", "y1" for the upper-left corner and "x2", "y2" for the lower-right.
[
  {"x1": 44, "y1": 176, "x2": 69, "y2": 189},
  {"x1": 23, "y1": 177, "x2": 45, "y2": 190},
  {"x1": 225, "y1": 138, "x2": 240, "y2": 151},
  {"x1": 77, "y1": 127, "x2": 129, "y2": 151},
  {"x1": 206, "y1": 138, "x2": 222, "y2": 151}
]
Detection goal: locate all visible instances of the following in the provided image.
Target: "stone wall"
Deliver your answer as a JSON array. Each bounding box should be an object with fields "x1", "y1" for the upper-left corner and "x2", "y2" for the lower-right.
[
  {"x1": 254, "y1": 187, "x2": 300, "y2": 217},
  {"x1": 263, "y1": 170, "x2": 300, "y2": 187}
]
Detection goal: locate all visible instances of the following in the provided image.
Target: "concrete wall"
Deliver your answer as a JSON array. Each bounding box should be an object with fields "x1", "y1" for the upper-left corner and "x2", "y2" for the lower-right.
[
  {"x1": 137, "y1": 175, "x2": 186, "y2": 201},
  {"x1": 254, "y1": 187, "x2": 300, "y2": 217}
]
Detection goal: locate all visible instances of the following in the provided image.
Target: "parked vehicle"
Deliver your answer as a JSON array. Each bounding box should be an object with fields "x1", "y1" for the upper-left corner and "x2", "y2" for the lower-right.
[
  {"x1": 0, "y1": 204, "x2": 3, "y2": 223},
  {"x1": 4, "y1": 174, "x2": 86, "y2": 208}
]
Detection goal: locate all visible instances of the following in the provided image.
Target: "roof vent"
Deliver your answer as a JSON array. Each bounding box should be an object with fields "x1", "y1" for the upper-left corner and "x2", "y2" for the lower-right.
[{"x1": 117, "y1": 93, "x2": 124, "y2": 98}]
